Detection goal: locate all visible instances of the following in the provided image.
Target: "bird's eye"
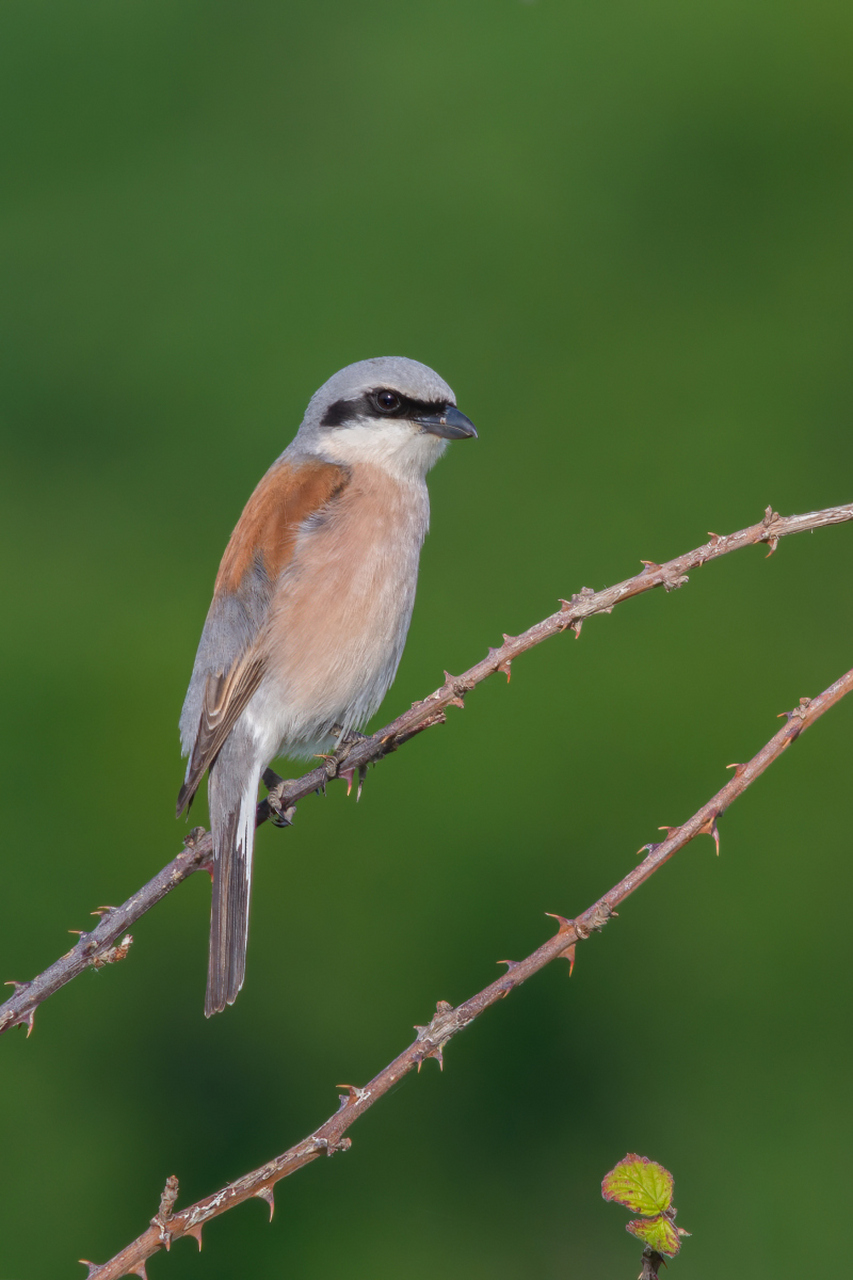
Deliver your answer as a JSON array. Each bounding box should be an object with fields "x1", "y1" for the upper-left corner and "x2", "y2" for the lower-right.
[{"x1": 374, "y1": 390, "x2": 402, "y2": 414}]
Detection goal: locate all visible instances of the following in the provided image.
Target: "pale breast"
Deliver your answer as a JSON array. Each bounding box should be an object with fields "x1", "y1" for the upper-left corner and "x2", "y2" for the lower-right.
[{"x1": 248, "y1": 464, "x2": 430, "y2": 756}]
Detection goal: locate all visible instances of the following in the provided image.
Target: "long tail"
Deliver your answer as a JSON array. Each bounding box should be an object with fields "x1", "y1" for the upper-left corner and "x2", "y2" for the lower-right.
[{"x1": 206, "y1": 758, "x2": 262, "y2": 1016}]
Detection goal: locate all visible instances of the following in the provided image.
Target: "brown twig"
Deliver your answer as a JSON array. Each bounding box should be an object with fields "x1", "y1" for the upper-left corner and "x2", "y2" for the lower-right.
[
  {"x1": 79, "y1": 665, "x2": 853, "y2": 1278},
  {"x1": 1, "y1": 501, "x2": 851, "y2": 1037}
]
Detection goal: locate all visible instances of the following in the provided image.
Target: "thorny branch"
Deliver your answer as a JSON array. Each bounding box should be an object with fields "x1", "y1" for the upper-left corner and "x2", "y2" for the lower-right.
[
  {"x1": 1, "y1": 500, "x2": 851, "y2": 1038},
  {"x1": 80, "y1": 663, "x2": 853, "y2": 1278}
]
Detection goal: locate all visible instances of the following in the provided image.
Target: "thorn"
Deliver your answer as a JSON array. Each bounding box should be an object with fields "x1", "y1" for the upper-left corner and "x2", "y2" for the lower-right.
[
  {"x1": 778, "y1": 697, "x2": 811, "y2": 726},
  {"x1": 560, "y1": 943, "x2": 576, "y2": 974},
  {"x1": 697, "y1": 814, "x2": 721, "y2": 856},
  {"x1": 184, "y1": 1222, "x2": 204, "y2": 1250},
  {"x1": 487, "y1": 645, "x2": 513, "y2": 680},
  {"x1": 726, "y1": 762, "x2": 748, "y2": 778},
  {"x1": 658, "y1": 825, "x2": 679, "y2": 838},
  {"x1": 764, "y1": 536, "x2": 779, "y2": 557},
  {"x1": 90, "y1": 906, "x2": 117, "y2": 918},
  {"x1": 336, "y1": 1083, "x2": 370, "y2": 1106},
  {"x1": 497, "y1": 958, "x2": 519, "y2": 970},
  {"x1": 416, "y1": 1044, "x2": 444, "y2": 1071},
  {"x1": 255, "y1": 1185, "x2": 276, "y2": 1221},
  {"x1": 545, "y1": 912, "x2": 573, "y2": 933},
  {"x1": 640, "y1": 560, "x2": 662, "y2": 573},
  {"x1": 557, "y1": 602, "x2": 583, "y2": 638},
  {"x1": 338, "y1": 764, "x2": 368, "y2": 799}
]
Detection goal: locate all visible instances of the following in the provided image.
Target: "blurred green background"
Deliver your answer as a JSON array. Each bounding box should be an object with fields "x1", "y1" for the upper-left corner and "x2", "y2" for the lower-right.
[{"x1": 2, "y1": 2, "x2": 852, "y2": 1277}]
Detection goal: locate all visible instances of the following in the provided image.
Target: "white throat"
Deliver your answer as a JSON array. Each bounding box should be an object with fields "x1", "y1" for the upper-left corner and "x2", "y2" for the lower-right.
[{"x1": 317, "y1": 421, "x2": 448, "y2": 484}]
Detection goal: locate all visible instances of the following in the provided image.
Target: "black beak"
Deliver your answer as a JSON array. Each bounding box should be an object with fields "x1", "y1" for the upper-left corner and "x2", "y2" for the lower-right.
[{"x1": 416, "y1": 405, "x2": 478, "y2": 441}]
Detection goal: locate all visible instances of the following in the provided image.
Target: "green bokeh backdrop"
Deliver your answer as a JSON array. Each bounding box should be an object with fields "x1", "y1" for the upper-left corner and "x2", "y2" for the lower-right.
[{"x1": 2, "y1": 3, "x2": 852, "y2": 1277}]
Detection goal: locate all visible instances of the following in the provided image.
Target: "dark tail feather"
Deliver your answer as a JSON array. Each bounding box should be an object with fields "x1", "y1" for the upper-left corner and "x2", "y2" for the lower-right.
[
  {"x1": 176, "y1": 776, "x2": 195, "y2": 819},
  {"x1": 205, "y1": 792, "x2": 254, "y2": 1017}
]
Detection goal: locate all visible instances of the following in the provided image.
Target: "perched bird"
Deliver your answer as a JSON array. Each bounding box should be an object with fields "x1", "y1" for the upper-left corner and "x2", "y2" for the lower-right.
[{"x1": 178, "y1": 357, "x2": 477, "y2": 1015}]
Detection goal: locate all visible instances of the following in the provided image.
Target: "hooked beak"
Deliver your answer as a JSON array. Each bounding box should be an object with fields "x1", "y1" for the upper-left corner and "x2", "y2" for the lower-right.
[{"x1": 416, "y1": 405, "x2": 478, "y2": 441}]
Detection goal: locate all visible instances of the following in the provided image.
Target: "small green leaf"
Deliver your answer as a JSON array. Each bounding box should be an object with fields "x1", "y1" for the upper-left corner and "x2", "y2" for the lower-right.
[
  {"x1": 601, "y1": 1154, "x2": 674, "y2": 1216},
  {"x1": 627, "y1": 1214, "x2": 687, "y2": 1258}
]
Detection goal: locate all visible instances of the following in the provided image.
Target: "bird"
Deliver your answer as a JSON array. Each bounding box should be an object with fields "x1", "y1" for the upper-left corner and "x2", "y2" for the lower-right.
[{"x1": 177, "y1": 356, "x2": 477, "y2": 1016}]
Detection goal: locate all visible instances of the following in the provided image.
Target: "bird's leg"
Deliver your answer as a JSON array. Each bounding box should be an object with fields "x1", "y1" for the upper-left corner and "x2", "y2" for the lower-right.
[
  {"x1": 262, "y1": 768, "x2": 298, "y2": 827},
  {"x1": 324, "y1": 727, "x2": 370, "y2": 800}
]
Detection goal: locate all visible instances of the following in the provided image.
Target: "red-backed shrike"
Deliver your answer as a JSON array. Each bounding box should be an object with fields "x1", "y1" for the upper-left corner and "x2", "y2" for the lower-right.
[{"x1": 178, "y1": 357, "x2": 477, "y2": 1015}]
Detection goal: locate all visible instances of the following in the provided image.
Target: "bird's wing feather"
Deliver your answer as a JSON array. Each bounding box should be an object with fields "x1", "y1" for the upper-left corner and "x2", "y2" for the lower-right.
[
  {"x1": 177, "y1": 456, "x2": 350, "y2": 815},
  {"x1": 177, "y1": 653, "x2": 267, "y2": 816},
  {"x1": 212, "y1": 454, "x2": 352, "y2": 596}
]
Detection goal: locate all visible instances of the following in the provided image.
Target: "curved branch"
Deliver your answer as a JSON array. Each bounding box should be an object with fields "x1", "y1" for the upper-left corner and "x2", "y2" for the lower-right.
[
  {"x1": 80, "y1": 665, "x2": 853, "y2": 1277},
  {"x1": 2, "y1": 501, "x2": 851, "y2": 1036}
]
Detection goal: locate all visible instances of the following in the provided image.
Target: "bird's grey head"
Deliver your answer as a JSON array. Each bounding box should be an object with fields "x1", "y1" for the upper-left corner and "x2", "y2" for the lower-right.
[{"x1": 294, "y1": 357, "x2": 477, "y2": 482}]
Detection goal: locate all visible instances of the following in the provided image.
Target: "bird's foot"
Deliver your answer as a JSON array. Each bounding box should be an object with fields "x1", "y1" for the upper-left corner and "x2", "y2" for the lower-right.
[
  {"x1": 330, "y1": 726, "x2": 369, "y2": 749},
  {"x1": 262, "y1": 769, "x2": 298, "y2": 827},
  {"x1": 321, "y1": 729, "x2": 370, "y2": 800}
]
